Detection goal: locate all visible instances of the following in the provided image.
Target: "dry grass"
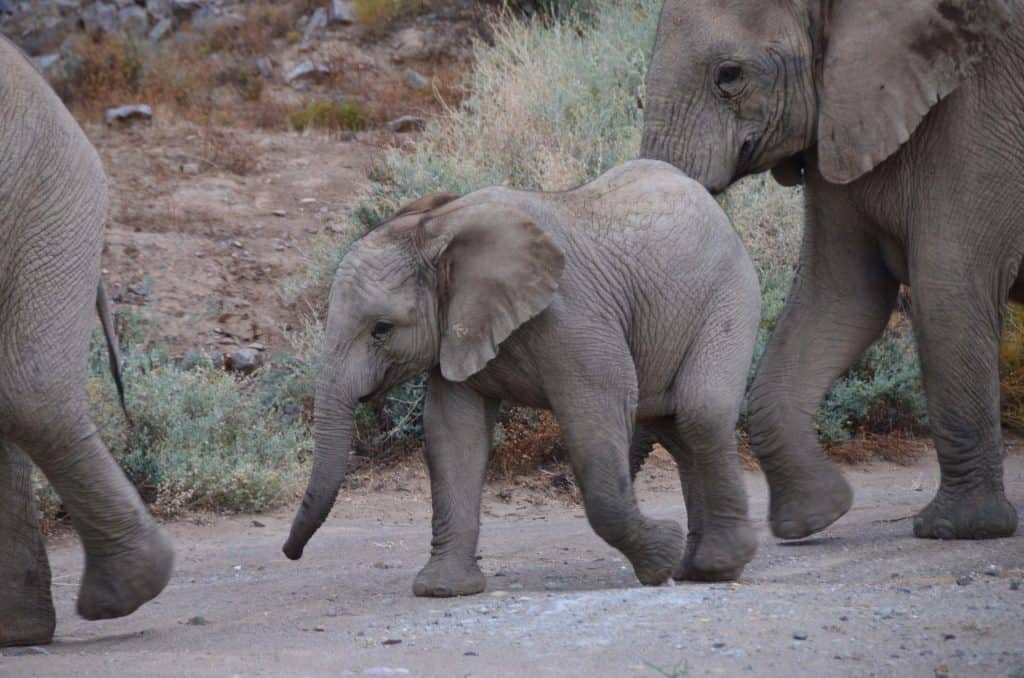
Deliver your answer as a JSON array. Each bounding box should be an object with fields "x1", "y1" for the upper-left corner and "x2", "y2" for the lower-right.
[
  {"x1": 1000, "y1": 303, "x2": 1024, "y2": 432},
  {"x1": 353, "y1": 0, "x2": 425, "y2": 31},
  {"x1": 491, "y1": 408, "x2": 564, "y2": 478}
]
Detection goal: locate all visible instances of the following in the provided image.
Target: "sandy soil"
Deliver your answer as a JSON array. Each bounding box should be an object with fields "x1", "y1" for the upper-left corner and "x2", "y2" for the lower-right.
[
  {"x1": 4, "y1": 449, "x2": 1022, "y2": 677},
  {"x1": 90, "y1": 122, "x2": 378, "y2": 356}
]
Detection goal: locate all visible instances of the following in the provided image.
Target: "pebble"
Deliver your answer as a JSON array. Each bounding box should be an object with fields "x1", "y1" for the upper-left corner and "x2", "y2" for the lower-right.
[
  {"x1": 543, "y1": 581, "x2": 563, "y2": 591},
  {"x1": 381, "y1": 638, "x2": 402, "y2": 646},
  {"x1": 251, "y1": 520, "x2": 265, "y2": 527},
  {"x1": 314, "y1": 625, "x2": 326, "y2": 632},
  {"x1": 983, "y1": 563, "x2": 1002, "y2": 577},
  {"x1": 792, "y1": 631, "x2": 808, "y2": 641},
  {"x1": 272, "y1": 209, "x2": 287, "y2": 217},
  {"x1": 187, "y1": 615, "x2": 208, "y2": 626},
  {"x1": 464, "y1": 651, "x2": 478, "y2": 656},
  {"x1": 876, "y1": 607, "x2": 895, "y2": 619},
  {"x1": 363, "y1": 669, "x2": 410, "y2": 676},
  {"x1": 955, "y1": 575, "x2": 973, "y2": 586},
  {"x1": 1010, "y1": 579, "x2": 1021, "y2": 591}
]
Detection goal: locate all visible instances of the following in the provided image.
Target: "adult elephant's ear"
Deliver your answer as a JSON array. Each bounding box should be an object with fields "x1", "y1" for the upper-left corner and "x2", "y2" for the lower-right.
[
  {"x1": 816, "y1": 0, "x2": 1010, "y2": 184},
  {"x1": 421, "y1": 203, "x2": 565, "y2": 382}
]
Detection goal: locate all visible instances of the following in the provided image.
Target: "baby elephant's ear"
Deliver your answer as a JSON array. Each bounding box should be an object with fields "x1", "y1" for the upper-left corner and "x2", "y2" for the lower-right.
[
  {"x1": 393, "y1": 192, "x2": 462, "y2": 218},
  {"x1": 423, "y1": 203, "x2": 565, "y2": 382}
]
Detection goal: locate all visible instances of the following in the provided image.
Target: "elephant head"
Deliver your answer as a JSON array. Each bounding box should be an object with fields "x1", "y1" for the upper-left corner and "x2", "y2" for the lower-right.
[
  {"x1": 640, "y1": 0, "x2": 1011, "y2": 191},
  {"x1": 282, "y1": 194, "x2": 565, "y2": 559}
]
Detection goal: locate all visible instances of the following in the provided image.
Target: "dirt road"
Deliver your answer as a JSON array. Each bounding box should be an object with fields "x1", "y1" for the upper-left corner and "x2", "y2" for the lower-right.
[{"x1": 5, "y1": 451, "x2": 1023, "y2": 677}]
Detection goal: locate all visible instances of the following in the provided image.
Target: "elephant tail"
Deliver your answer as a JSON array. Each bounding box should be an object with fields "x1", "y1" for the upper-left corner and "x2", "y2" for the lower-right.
[
  {"x1": 629, "y1": 429, "x2": 658, "y2": 482},
  {"x1": 96, "y1": 281, "x2": 129, "y2": 422}
]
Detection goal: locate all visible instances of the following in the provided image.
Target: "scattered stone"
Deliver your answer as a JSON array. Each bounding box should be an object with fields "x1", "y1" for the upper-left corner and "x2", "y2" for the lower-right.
[
  {"x1": 146, "y1": 0, "x2": 172, "y2": 19},
  {"x1": 251, "y1": 520, "x2": 265, "y2": 527},
  {"x1": 955, "y1": 575, "x2": 973, "y2": 586},
  {"x1": 387, "y1": 115, "x2": 427, "y2": 133},
  {"x1": 187, "y1": 615, "x2": 208, "y2": 626},
  {"x1": 314, "y1": 625, "x2": 326, "y2": 632},
  {"x1": 403, "y1": 67, "x2": 429, "y2": 89},
  {"x1": 875, "y1": 607, "x2": 895, "y2": 619},
  {"x1": 464, "y1": 651, "x2": 478, "y2": 657},
  {"x1": 271, "y1": 209, "x2": 287, "y2": 217},
  {"x1": 231, "y1": 240, "x2": 243, "y2": 249},
  {"x1": 148, "y1": 16, "x2": 173, "y2": 42},
  {"x1": 983, "y1": 563, "x2": 1002, "y2": 577},
  {"x1": 381, "y1": 638, "x2": 402, "y2": 646},
  {"x1": 286, "y1": 59, "x2": 330, "y2": 84},
  {"x1": 2, "y1": 646, "x2": 50, "y2": 657},
  {"x1": 1010, "y1": 579, "x2": 1021, "y2": 591},
  {"x1": 181, "y1": 162, "x2": 200, "y2": 174},
  {"x1": 172, "y1": 0, "x2": 205, "y2": 15},
  {"x1": 118, "y1": 5, "x2": 149, "y2": 37},
  {"x1": 943, "y1": 633, "x2": 956, "y2": 641},
  {"x1": 224, "y1": 347, "x2": 261, "y2": 374},
  {"x1": 393, "y1": 27, "x2": 427, "y2": 61},
  {"x1": 327, "y1": 0, "x2": 354, "y2": 24},
  {"x1": 711, "y1": 642, "x2": 726, "y2": 649},
  {"x1": 543, "y1": 580, "x2": 563, "y2": 591},
  {"x1": 459, "y1": 96, "x2": 479, "y2": 115},
  {"x1": 303, "y1": 6, "x2": 327, "y2": 42},
  {"x1": 106, "y1": 104, "x2": 153, "y2": 126},
  {"x1": 30, "y1": 53, "x2": 61, "y2": 75},
  {"x1": 194, "y1": 250, "x2": 204, "y2": 258},
  {"x1": 255, "y1": 55, "x2": 274, "y2": 79},
  {"x1": 82, "y1": 1, "x2": 118, "y2": 34},
  {"x1": 273, "y1": 242, "x2": 286, "y2": 252},
  {"x1": 792, "y1": 631, "x2": 809, "y2": 641}
]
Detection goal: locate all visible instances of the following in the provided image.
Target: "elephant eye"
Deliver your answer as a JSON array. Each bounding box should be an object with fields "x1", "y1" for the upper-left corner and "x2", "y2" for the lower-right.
[
  {"x1": 371, "y1": 321, "x2": 394, "y2": 339},
  {"x1": 714, "y1": 62, "x2": 744, "y2": 93}
]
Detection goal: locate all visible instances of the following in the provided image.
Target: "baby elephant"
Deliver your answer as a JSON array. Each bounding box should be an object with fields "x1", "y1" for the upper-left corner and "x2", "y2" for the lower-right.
[{"x1": 283, "y1": 159, "x2": 760, "y2": 595}]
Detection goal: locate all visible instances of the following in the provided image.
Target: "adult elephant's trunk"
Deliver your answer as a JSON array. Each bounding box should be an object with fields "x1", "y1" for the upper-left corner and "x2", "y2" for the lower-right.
[{"x1": 282, "y1": 373, "x2": 356, "y2": 560}]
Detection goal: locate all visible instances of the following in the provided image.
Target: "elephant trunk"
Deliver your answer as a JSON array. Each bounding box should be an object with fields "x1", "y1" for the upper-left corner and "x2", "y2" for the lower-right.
[{"x1": 282, "y1": 374, "x2": 356, "y2": 560}]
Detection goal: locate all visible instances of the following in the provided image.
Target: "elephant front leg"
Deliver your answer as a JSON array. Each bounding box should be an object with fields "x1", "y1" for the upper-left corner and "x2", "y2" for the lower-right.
[
  {"x1": 413, "y1": 372, "x2": 498, "y2": 598},
  {"x1": 749, "y1": 187, "x2": 899, "y2": 539},
  {"x1": 0, "y1": 440, "x2": 55, "y2": 647},
  {"x1": 909, "y1": 268, "x2": 1018, "y2": 539}
]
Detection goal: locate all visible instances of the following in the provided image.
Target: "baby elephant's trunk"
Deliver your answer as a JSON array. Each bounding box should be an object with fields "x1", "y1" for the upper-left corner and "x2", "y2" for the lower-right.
[{"x1": 282, "y1": 387, "x2": 355, "y2": 560}]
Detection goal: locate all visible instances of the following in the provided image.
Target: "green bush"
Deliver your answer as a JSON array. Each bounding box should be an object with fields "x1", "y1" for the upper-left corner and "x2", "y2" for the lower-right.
[{"x1": 289, "y1": 101, "x2": 370, "y2": 133}]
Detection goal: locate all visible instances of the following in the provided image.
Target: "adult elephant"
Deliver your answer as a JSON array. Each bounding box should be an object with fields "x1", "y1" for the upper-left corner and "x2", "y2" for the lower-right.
[
  {"x1": 0, "y1": 36, "x2": 172, "y2": 646},
  {"x1": 640, "y1": 0, "x2": 1021, "y2": 540}
]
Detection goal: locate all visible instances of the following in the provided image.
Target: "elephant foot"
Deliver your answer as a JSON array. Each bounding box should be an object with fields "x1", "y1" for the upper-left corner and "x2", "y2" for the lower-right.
[
  {"x1": 622, "y1": 518, "x2": 685, "y2": 586},
  {"x1": 0, "y1": 593, "x2": 55, "y2": 648},
  {"x1": 674, "y1": 522, "x2": 757, "y2": 583},
  {"x1": 413, "y1": 555, "x2": 486, "y2": 598},
  {"x1": 769, "y1": 462, "x2": 852, "y2": 540},
  {"x1": 77, "y1": 525, "x2": 174, "y2": 620},
  {"x1": 913, "y1": 485, "x2": 1018, "y2": 540}
]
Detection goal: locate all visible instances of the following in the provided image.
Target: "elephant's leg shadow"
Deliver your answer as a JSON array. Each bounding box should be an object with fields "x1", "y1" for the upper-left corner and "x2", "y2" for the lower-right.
[{"x1": 0, "y1": 439, "x2": 55, "y2": 647}]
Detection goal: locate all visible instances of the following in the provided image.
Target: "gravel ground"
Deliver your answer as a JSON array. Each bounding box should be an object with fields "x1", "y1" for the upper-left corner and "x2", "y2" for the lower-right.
[{"x1": 3, "y1": 450, "x2": 1022, "y2": 677}]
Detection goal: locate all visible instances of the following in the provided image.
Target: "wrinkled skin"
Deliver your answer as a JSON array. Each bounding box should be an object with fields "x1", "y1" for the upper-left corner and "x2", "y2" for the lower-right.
[
  {"x1": 641, "y1": 0, "x2": 1022, "y2": 540},
  {"x1": 283, "y1": 160, "x2": 761, "y2": 595},
  {"x1": 0, "y1": 36, "x2": 173, "y2": 646}
]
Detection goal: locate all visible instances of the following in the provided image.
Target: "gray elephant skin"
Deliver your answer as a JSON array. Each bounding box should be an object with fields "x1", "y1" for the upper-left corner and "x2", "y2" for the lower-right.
[
  {"x1": 0, "y1": 36, "x2": 172, "y2": 646},
  {"x1": 641, "y1": 0, "x2": 1022, "y2": 540},
  {"x1": 283, "y1": 160, "x2": 761, "y2": 595}
]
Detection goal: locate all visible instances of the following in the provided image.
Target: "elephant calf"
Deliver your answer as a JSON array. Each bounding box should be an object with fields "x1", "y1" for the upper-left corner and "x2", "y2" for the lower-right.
[{"x1": 283, "y1": 160, "x2": 760, "y2": 595}]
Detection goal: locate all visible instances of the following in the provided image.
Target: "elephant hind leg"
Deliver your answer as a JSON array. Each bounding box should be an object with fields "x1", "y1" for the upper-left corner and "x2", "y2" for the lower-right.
[
  {"x1": 0, "y1": 439, "x2": 55, "y2": 647},
  {"x1": 6, "y1": 398, "x2": 173, "y2": 621}
]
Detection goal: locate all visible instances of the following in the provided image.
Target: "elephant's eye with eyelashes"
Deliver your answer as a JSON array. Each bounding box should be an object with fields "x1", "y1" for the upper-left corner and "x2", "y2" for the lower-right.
[
  {"x1": 371, "y1": 321, "x2": 394, "y2": 340},
  {"x1": 714, "y1": 62, "x2": 745, "y2": 96}
]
